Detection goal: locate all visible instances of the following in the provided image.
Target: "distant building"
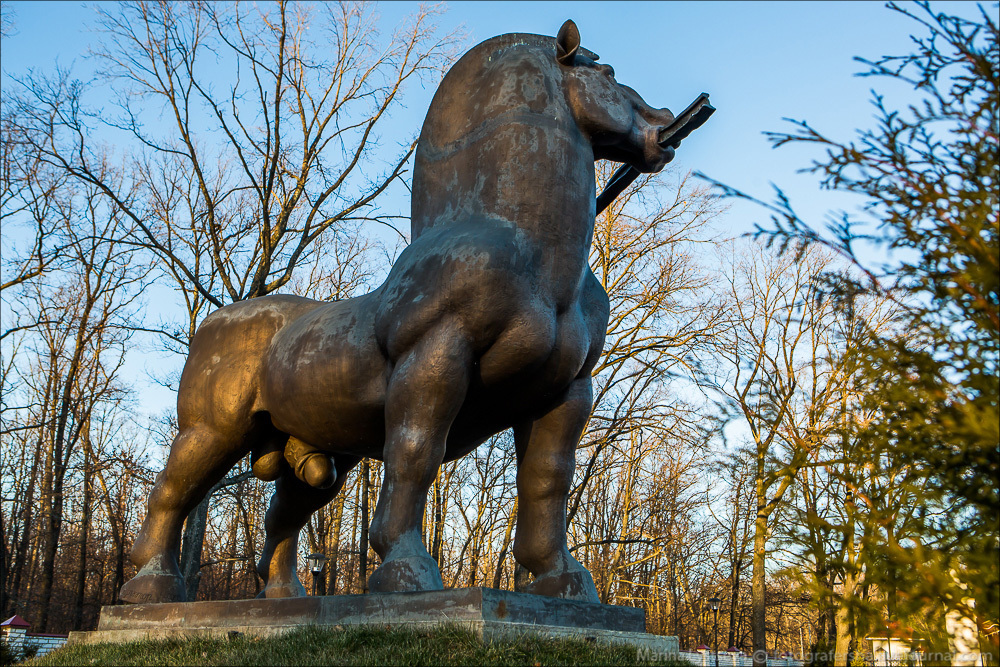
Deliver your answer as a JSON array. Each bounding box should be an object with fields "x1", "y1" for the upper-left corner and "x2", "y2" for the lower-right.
[
  {"x1": 865, "y1": 635, "x2": 926, "y2": 666},
  {"x1": 866, "y1": 609, "x2": 989, "y2": 667},
  {"x1": 0, "y1": 615, "x2": 69, "y2": 659},
  {"x1": 945, "y1": 604, "x2": 986, "y2": 667}
]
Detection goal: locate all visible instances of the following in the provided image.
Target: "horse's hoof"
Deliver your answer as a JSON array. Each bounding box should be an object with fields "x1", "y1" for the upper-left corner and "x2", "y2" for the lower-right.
[
  {"x1": 525, "y1": 562, "x2": 600, "y2": 603},
  {"x1": 368, "y1": 555, "x2": 444, "y2": 593},
  {"x1": 258, "y1": 580, "x2": 307, "y2": 599},
  {"x1": 119, "y1": 570, "x2": 186, "y2": 604}
]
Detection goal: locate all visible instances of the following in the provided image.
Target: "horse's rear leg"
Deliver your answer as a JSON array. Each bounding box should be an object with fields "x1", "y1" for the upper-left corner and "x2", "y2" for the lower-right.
[
  {"x1": 256, "y1": 455, "x2": 359, "y2": 598},
  {"x1": 120, "y1": 423, "x2": 250, "y2": 604},
  {"x1": 368, "y1": 325, "x2": 470, "y2": 593}
]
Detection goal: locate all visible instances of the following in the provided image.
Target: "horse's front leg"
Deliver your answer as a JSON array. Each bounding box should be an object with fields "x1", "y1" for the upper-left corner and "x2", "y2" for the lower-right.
[
  {"x1": 368, "y1": 323, "x2": 470, "y2": 593},
  {"x1": 512, "y1": 376, "x2": 600, "y2": 602}
]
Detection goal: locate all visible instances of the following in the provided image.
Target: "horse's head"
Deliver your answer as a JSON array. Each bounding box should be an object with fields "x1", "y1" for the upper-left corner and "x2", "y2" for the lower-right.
[
  {"x1": 555, "y1": 20, "x2": 676, "y2": 173},
  {"x1": 410, "y1": 23, "x2": 682, "y2": 239}
]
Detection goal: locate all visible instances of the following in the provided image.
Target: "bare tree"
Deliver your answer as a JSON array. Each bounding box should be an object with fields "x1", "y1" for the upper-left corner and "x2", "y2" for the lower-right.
[
  {"x1": 1, "y1": 170, "x2": 147, "y2": 629},
  {"x1": 571, "y1": 162, "x2": 723, "y2": 527},
  {"x1": 5, "y1": 0, "x2": 459, "y2": 603},
  {"x1": 13, "y1": 1, "x2": 457, "y2": 309},
  {"x1": 706, "y1": 449, "x2": 756, "y2": 650},
  {"x1": 711, "y1": 241, "x2": 842, "y2": 666}
]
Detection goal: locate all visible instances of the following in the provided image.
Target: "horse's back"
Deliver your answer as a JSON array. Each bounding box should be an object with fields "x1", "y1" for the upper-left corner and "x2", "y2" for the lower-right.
[{"x1": 177, "y1": 295, "x2": 324, "y2": 432}]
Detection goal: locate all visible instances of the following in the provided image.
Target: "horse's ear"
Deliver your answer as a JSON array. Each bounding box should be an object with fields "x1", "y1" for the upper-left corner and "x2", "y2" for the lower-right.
[{"x1": 556, "y1": 19, "x2": 580, "y2": 65}]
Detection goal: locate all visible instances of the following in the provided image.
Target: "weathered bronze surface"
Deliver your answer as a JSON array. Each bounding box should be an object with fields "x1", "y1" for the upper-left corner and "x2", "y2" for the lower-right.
[{"x1": 120, "y1": 20, "x2": 708, "y2": 605}]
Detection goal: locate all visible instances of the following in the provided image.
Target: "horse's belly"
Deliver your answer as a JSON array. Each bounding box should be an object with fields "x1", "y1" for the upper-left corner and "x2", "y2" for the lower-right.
[{"x1": 261, "y1": 297, "x2": 389, "y2": 452}]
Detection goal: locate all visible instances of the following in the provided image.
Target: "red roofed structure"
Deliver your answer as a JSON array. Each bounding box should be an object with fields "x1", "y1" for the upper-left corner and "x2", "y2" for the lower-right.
[{"x1": 0, "y1": 615, "x2": 30, "y2": 629}]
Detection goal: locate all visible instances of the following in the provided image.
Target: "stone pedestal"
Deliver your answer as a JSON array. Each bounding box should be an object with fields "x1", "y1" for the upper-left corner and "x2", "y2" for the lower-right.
[{"x1": 66, "y1": 587, "x2": 678, "y2": 655}]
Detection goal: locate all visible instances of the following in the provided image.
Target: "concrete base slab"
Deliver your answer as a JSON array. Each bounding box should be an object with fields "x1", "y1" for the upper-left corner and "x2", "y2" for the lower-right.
[{"x1": 66, "y1": 587, "x2": 678, "y2": 655}]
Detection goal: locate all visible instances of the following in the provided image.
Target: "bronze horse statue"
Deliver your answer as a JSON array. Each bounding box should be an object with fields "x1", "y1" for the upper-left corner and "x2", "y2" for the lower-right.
[{"x1": 120, "y1": 20, "x2": 681, "y2": 605}]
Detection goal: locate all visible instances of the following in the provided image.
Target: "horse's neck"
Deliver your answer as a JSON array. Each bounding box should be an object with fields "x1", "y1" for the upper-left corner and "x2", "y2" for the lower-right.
[
  {"x1": 411, "y1": 122, "x2": 596, "y2": 256},
  {"x1": 410, "y1": 42, "x2": 599, "y2": 291}
]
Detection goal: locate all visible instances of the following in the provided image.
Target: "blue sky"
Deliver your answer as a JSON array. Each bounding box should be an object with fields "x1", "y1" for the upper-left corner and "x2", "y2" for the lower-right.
[
  {"x1": 1, "y1": 0, "x2": 986, "y2": 418},
  {"x1": 3, "y1": 1, "x2": 984, "y2": 230}
]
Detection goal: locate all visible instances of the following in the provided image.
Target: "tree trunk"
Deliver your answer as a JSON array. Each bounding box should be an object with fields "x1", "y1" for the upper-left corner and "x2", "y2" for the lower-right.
[
  {"x1": 237, "y1": 489, "x2": 259, "y2": 597},
  {"x1": 431, "y1": 474, "x2": 444, "y2": 567},
  {"x1": 0, "y1": 510, "x2": 8, "y2": 619},
  {"x1": 180, "y1": 495, "x2": 210, "y2": 602},
  {"x1": 305, "y1": 503, "x2": 325, "y2": 596},
  {"x1": 729, "y1": 556, "x2": 742, "y2": 649},
  {"x1": 466, "y1": 540, "x2": 480, "y2": 588},
  {"x1": 671, "y1": 560, "x2": 680, "y2": 637},
  {"x1": 72, "y1": 432, "x2": 93, "y2": 630},
  {"x1": 8, "y1": 428, "x2": 43, "y2": 617},
  {"x1": 223, "y1": 516, "x2": 238, "y2": 599},
  {"x1": 491, "y1": 497, "x2": 518, "y2": 590},
  {"x1": 835, "y1": 493, "x2": 858, "y2": 666},
  {"x1": 37, "y1": 428, "x2": 70, "y2": 632},
  {"x1": 359, "y1": 459, "x2": 370, "y2": 593},
  {"x1": 39, "y1": 297, "x2": 95, "y2": 631},
  {"x1": 834, "y1": 570, "x2": 857, "y2": 666},
  {"x1": 94, "y1": 461, "x2": 125, "y2": 605},
  {"x1": 112, "y1": 529, "x2": 125, "y2": 605},
  {"x1": 327, "y1": 493, "x2": 345, "y2": 595},
  {"x1": 752, "y1": 478, "x2": 768, "y2": 667}
]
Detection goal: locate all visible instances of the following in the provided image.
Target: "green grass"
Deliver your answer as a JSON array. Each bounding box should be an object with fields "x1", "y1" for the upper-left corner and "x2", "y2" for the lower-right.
[{"x1": 25, "y1": 625, "x2": 686, "y2": 666}]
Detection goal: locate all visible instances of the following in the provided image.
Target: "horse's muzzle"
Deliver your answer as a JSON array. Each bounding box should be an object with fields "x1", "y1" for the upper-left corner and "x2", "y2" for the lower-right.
[{"x1": 643, "y1": 125, "x2": 676, "y2": 172}]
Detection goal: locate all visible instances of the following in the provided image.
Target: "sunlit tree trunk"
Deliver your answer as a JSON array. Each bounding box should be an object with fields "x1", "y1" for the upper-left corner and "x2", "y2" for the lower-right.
[
  {"x1": 180, "y1": 496, "x2": 210, "y2": 602},
  {"x1": 72, "y1": 425, "x2": 93, "y2": 630},
  {"x1": 327, "y1": 493, "x2": 345, "y2": 595},
  {"x1": 359, "y1": 459, "x2": 370, "y2": 593}
]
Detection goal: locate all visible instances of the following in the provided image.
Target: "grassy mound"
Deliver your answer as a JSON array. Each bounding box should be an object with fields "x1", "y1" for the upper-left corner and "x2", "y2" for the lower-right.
[{"x1": 26, "y1": 624, "x2": 685, "y2": 666}]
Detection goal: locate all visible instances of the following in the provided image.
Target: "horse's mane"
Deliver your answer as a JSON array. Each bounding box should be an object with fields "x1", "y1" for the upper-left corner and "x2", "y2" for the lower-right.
[
  {"x1": 471, "y1": 32, "x2": 596, "y2": 65},
  {"x1": 415, "y1": 32, "x2": 598, "y2": 158},
  {"x1": 410, "y1": 31, "x2": 599, "y2": 238}
]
